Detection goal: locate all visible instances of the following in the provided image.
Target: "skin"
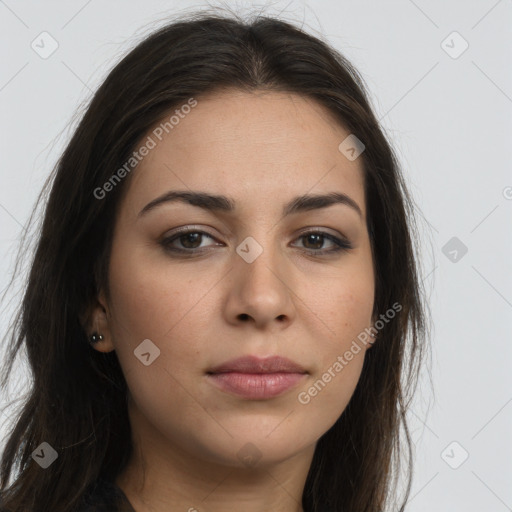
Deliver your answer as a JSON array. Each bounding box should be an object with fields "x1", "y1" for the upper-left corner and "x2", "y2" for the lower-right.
[{"x1": 88, "y1": 89, "x2": 376, "y2": 512}]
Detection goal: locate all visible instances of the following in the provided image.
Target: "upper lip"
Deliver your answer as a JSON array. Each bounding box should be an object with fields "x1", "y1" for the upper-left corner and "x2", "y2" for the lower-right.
[{"x1": 207, "y1": 355, "x2": 307, "y2": 374}]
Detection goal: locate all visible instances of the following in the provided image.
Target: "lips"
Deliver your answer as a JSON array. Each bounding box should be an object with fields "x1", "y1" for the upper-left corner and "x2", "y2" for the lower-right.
[
  {"x1": 206, "y1": 355, "x2": 308, "y2": 400},
  {"x1": 207, "y1": 355, "x2": 307, "y2": 375}
]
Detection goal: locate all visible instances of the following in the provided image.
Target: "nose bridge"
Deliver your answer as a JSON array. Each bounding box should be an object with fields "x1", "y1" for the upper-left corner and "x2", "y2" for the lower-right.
[
  {"x1": 229, "y1": 229, "x2": 294, "y2": 325},
  {"x1": 235, "y1": 229, "x2": 284, "y2": 288}
]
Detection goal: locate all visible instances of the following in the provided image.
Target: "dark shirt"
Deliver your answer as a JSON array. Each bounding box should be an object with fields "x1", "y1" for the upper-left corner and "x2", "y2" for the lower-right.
[{"x1": 76, "y1": 478, "x2": 136, "y2": 512}]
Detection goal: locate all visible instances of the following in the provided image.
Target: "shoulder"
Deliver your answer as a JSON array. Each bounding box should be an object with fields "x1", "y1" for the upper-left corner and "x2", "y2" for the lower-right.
[
  {"x1": 74, "y1": 478, "x2": 135, "y2": 512},
  {"x1": 0, "y1": 479, "x2": 135, "y2": 512}
]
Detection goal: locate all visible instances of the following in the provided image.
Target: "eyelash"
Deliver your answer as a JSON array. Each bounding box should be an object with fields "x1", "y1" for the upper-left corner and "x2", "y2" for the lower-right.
[{"x1": 160, "y1": 228, "x2": 352, "y2": 257}]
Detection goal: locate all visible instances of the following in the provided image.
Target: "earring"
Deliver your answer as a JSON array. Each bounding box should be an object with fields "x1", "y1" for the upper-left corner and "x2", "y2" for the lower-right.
[{"x1": 90, "y1": 332, "x2": 104, "y2": 343}]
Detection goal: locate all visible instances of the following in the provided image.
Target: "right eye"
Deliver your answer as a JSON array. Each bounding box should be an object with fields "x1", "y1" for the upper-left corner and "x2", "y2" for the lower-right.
[{"x1": 160, "y1": 229, "x2": 223, "y2": 255}]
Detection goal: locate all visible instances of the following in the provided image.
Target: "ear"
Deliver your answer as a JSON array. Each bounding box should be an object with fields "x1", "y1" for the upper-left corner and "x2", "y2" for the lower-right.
[
  {"x1": 366, "y1": 314, "x2": 379, "y2": 349},
  {"x1": 81, "y1": 289, "x2": 115, "y2": 353}
]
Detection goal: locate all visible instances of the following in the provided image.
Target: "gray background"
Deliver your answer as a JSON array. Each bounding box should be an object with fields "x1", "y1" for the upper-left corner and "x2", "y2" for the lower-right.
[{"x1": 1, "y1": 0, "x2": 511, "y2": 510}]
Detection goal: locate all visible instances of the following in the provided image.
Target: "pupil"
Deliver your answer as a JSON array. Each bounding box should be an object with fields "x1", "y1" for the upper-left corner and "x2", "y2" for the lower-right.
[
  {"x1": 305, "y1": 234, "x2": 323, "y2": 249},
  {"x1": 182, "y1": 233, "x2": 201, "y2": 248}
]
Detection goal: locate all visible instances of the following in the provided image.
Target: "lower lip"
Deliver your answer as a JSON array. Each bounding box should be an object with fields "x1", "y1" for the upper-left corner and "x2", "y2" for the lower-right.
[{"x1": 207, "y1": 372, "x2": 306, "y2": 400}]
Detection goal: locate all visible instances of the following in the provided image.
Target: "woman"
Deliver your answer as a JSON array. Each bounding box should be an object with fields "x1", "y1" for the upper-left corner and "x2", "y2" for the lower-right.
[{"x1": 0, "y1": 9, "x2": 430, "y2": 512}]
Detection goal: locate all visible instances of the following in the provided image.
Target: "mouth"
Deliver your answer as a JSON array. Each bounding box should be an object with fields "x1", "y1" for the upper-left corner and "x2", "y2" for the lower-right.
[{"x1": 206, "y1": 355, "x2": 308, "y2": 400}]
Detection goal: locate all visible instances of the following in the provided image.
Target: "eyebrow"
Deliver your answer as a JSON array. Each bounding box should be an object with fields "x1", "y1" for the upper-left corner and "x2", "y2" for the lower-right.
[{"x1": 138, "y1": 190, "x2": 363, "y2": 219}]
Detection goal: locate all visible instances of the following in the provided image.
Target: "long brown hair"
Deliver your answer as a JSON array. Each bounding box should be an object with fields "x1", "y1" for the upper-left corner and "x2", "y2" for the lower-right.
[{"x1": 0, "y1": 8, "x2": 431, "y2": 511}]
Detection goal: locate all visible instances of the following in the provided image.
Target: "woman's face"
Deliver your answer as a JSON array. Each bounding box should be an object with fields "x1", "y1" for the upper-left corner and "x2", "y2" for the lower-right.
[{"x1": 94, "y1": 89, "x2": 375, "y2": 469}]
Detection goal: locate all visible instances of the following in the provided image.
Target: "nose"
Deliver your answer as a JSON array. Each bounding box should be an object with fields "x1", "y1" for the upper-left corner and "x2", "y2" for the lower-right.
[{"x1": 223, "y1": 238, "x2": 296, "y2": 330}]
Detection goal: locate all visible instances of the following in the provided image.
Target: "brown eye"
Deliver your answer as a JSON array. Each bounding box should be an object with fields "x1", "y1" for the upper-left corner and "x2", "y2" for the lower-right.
[
  {"x1": 302, "y1": 233, "x2": 324, "y2": 250},
  {"x1": 160, "y1": 230, "x2": 220, "y2": 254},
  {"x1": 160, "y1": 228, "x2": 352, "y2": 257},
  {"x1": 292, "y1": 231, "x2": 352, "y2": 256},
  {"x1": 177, "y1": 232, "x2": 203, "y2": 249}
]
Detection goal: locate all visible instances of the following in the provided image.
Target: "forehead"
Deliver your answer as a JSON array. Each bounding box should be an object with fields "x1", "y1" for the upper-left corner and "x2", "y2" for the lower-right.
[{"x1": 124, "y1": 89, "x2": 366, "y2": 218}]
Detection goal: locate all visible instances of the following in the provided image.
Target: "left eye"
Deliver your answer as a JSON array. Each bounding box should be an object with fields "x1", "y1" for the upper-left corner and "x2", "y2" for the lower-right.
[
  {"x1": 162, "y1": 231, "x2": 219, "y2": 251},
  {"x1": 160, "y1": 229, "x2": 352, "y2": 255},
  {"x1": 292, "y1": 231, "x2": 351, "y2": 253}
]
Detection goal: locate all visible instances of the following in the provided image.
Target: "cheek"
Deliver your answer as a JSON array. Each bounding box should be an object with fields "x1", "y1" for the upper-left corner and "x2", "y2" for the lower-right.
[
  {"x1": 298, "y1": 268, "x2": 373, "y2": 423},
  {"x1": 296, "y1": 351, "x2": 365, "y2": 433},
  {"x1": 294, "y1": 286, "x2": 371, "y2": 433},
  {"x1": 106, "y1": 240, "x2": 214, "y2": 377},
  {"x1": 314, "y1": 269, "x2": 375, "y2": 347},
  {"x1": 105, "y1": 247, "x2": 218, "y2": 450}
]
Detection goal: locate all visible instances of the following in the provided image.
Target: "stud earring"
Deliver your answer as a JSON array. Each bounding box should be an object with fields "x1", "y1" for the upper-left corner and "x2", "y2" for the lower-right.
[{"x1": 89, "y1": 332, "x2": 104, "y2": 343}]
